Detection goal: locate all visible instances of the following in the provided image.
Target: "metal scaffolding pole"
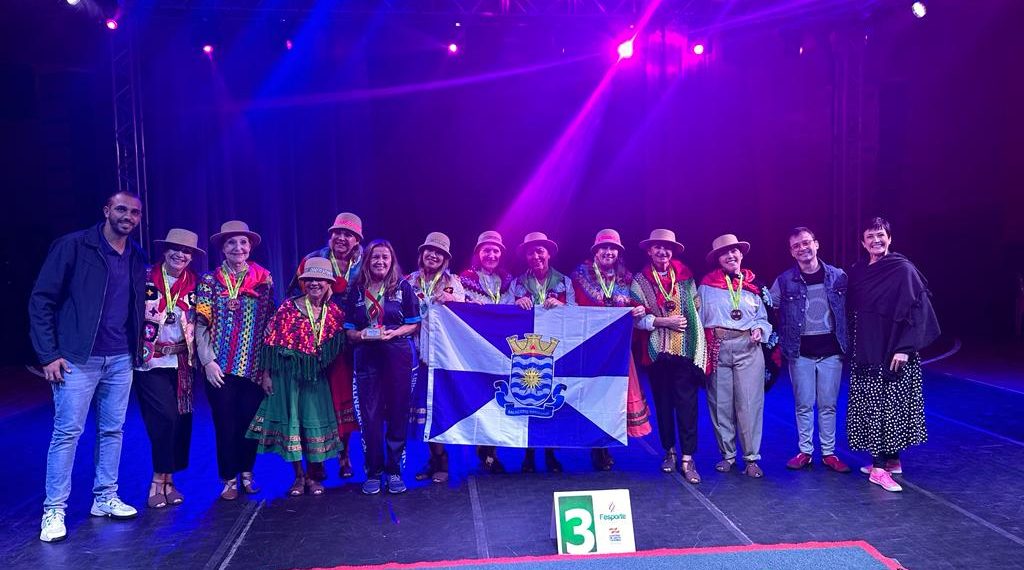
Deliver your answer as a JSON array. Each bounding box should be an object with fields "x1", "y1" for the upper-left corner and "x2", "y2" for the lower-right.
[{"x1": 110, "y1": 22, "x2": 151, "y2": 246}]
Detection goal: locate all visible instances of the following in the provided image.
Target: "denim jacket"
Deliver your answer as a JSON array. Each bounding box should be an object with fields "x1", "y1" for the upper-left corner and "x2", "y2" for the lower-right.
[{"x1": 771, "y1": 261, "x2": 848, "y2": 360}]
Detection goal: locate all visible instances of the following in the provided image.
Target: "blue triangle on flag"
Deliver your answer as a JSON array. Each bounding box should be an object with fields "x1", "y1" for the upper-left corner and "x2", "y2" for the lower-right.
[
  {"x1": 445, "y1": 302, "x2": 533, "y2": 356},
  {"x1": 554, "y1": 312, "x2": 632, "y2": 378},
  {"x1": 526, "y1": 402, "x2": 620, "y2": 448},
  {"x1": 429, "y1": 368, "x2": 506, "y2": 439}
]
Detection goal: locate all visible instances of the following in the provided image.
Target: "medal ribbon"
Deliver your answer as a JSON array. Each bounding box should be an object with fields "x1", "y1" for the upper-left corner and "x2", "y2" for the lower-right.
[
  {"x1": 724, "y1": 272, "x2": 744, "y2": 312},
  {"x1": 221, "y1": 264, "x2": 247, "y2": 301},
  {"x1": 419, "y1": 271, "x2": 442, "y2": 299},
  {"x1": 329, "y1": 251, "x2": 356, "y2": 283},
  {"x1": 593, "y1": 262, "x2": 616, "y2": 301},
  {"x1": 364, "y1": 283, "x2": 386, "y2": 326},
  {"x1": 528, "y1": 272, "x2": 555, "y2": 304},
  {"x1": 479, "y1": 271, "x2": 502, "y2": 304},
  {"x1": 304, "y1": 297, "x2": 329, "y2": 347},
  {"x1": 651, "y1": 266, "x2": 677, "y2": 306},
  {"x1": 161, "y1": 265, "x2": 182, "y2": 313}
]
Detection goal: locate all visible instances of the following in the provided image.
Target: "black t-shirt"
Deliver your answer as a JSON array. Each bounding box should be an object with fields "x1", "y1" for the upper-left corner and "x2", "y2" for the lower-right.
[{"x1": 799, "y1": 266, "x2": 842, "y2": 358}]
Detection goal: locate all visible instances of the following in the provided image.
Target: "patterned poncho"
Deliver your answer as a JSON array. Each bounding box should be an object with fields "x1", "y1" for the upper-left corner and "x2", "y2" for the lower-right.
[{"x1": 261, "y1": 298, "x2": 345, "y2": 383}]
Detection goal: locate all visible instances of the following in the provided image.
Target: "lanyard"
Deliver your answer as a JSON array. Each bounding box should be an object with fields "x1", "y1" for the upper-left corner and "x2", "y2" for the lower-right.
[
  {"x1": 528, "y1": 272, "x2": 555, "y2": 304},
  {"x1": 419, "y1": 271, "x2": 442, "y2": 298},
  {"x1": 652, "y1": 266, "x2": 677, "y2": 301},
  {"x1": 479, "y1": 271, "x2": 502, "y2": 304},
  {"x1": 161, "y1": 265, "x2": 181, "y2": 311},
  {"x1": 304, "y1": 297, "x2": 328, "y2": 347},
  {"x1": 221, "y1": 264, "x2": 247, "y2": 300},
  {"x1": 329, "y1": 251, "x2": 356, "y2": 283},
  {"x1": 724, "y1": 272, "x2": 744, "y2": 311},
  {"x1": 593, "y1": 262, "x2": 616, "y2": 300},
  {"x1": 364, "y1": 283, "x2": 387, "y2": 326}
]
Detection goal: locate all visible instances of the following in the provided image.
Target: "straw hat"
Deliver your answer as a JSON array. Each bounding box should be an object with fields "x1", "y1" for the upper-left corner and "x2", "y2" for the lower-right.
[
  {"x1": 591, "y1": 229, "x2": 624, "y2": 253},
  {"x1": 516, "y1": 232, "x2": 558, "y2": 257},
  {"x1": 153, "y1": 228, "x2": 205, "y2": 256},
  {"x1": 328, "y1": 212, "x2": 363, "y2": 241},
  {"x1": 638, "y1": 229, "x2": 685, "y2": 254},
  {"x1": 474, "y1": 230, "x2": 505, "y2": 253},
  {"x1": 297, "y1": 257, "x2": 336, "y2": 283},
  {"x1": 210, "y1": 220, "x2": 261, "y2": 248},
  {"x1": 418, "y1": 232, "x2": 452, "y2": 258},
  {"x1": 705, "y1": 234, "x2": 751, "y2": 263}
]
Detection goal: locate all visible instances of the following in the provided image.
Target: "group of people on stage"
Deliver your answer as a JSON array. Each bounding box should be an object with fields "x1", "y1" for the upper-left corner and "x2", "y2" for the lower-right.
[{"x1": 29, "y1": 191, "x2": 939, "y2": 543}]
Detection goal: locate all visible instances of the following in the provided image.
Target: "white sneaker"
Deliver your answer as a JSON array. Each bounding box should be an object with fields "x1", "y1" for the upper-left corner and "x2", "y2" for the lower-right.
[
  {"x1": 90, "y1": 496, "x2": 138, "y2": 520},
  {"x1": 40, "y1": 509, "x2": 67, "y2": 542}
]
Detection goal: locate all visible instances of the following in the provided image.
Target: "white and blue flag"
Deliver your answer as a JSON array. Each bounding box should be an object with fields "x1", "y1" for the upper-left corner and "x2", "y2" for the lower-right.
[{"x1": 425, "y1": 303, "x2": 633, "y2": 448}]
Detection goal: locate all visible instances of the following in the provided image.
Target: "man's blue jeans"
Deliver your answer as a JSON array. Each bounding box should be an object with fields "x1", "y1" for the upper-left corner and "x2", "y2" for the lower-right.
[
  {"x1": 788, "y1": 355, "x2": 843, "y2": 455},
  {"x1": 44, "y1": 354, "x2": 133, "y2": 511}
]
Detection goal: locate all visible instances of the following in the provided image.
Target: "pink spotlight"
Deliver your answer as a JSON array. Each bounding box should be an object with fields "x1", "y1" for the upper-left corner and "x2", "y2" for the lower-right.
[
  {"x1": 105, "y1": 19, "x2": 118, "y2": 30},
  {"x1": 447, "y1": 43, "x2": 458, "y2": 54},
  {"x1": 617, "y1": 39, "x2": 634, "y2": 60},
  {"x1": 692, "y1": 43, "x2": 705, "y2": 55},
  {"x1": 202, "y1": 44, "x2": 214, "y2": 56},
  {"x1": 285, "y1": 39, "x2": 294, "y2": 50}
]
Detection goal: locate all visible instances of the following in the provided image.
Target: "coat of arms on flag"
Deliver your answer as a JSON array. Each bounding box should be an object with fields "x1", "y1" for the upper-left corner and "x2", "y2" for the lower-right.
[
  {"x1": 424, "y1": 303, "x2": 633, "y2": 448},
  {"x1": 495, "y1": 334, "x2": 565, "y2": 417}
]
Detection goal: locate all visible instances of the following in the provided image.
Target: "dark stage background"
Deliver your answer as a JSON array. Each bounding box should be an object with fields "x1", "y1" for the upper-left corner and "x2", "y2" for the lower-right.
[{"x1": 2, "y1": 1, "x2": 1023, "y2": 365}]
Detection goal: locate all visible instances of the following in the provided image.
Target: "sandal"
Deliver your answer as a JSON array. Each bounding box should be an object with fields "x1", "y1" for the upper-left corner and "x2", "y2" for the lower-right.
[
  {"x1": 432, "y1": 451, "x2": 449, "y2": 484},
  {"x1": 545, "y1": 449, "x2": 563, "y2": 473},
  {"x1": 592, "y1": 449, "x2": 614, "y2": 471},
  {"x1": 744, "y1": 462, "x2": 764, "y2": 479},
  {"x1": 163, "y1": 482, "x2": 185, "y2": 505},
  {"x1": 715, "y1": 459, "x2": 735, "y2": 473},
  {"x1": 306, "y1": 479, "x2": 326, "y2": 496},
  {"x1": 147, "y1": 479, "x2": 168, "y2": 509},
  {"x1": 288, "y1": 476, "x2": 306, "y2": 497},
  {"x1": 240, "y1": 473, "x2": 260, "y2": 494},
  {"x1": 681, "y1": 459, "x2": 701, "y2": 484},
  {"x1": 482, "y1": 455, "x2": 506, "y2": 474},
  {"x1": 220, "y1": 478, "x2": 239, "y2": 501},
  {"x1": 338, "y1": 456, "x2": 354, "y2": 479},
  {"x1": 661, "y1": 449, "x2": 678, "y2": 473},
  {"x1": 415, "y1": 457, "x2": 435, "y2": 481}
]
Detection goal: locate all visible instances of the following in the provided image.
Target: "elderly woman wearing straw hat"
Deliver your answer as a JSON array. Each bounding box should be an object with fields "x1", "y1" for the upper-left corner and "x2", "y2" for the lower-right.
[
  {"x1": 291, "y1": 212, "x2": 365, "y2": 479},
  {"x1": 697, "y1": 234, "x2": 772, "y2": 479},
  {"x1": 571, "y1": 229, "x2": 651, "y2": 471},
  {"x1": 196, "y1": 220, "x2": 276, "y2": 500},
  {"x1": 510, "y1": 232, "x2": 575, "y2": 472},
  {"x1": 405, "y1": 232, "x2": 466, "y2": 484},
  {"x1": 460, "y1": 230, "x2": 515, "y2": 473},
  {"x1": 246, "y1": 258, "x2": 345, "y2": 497},
  {"x1": 134, "y1": 228, "x2": 204, "y2": 508},
  {"x1": 344, "y1": 240, "x2": 421, "y2": 495},
  {"x1": 630, "y1": 229, "x2": 708, "y2": 483}
]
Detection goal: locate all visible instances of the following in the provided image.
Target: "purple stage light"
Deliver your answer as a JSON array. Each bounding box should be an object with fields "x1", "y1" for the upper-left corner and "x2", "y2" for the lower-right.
[
  {"x1": 202, "y1": 44, "x2": 214, "y2": 56},
  {"x1": 692, "y1": 43, "x2": 705, "y2": 55},
  {"x1": 617, "y1": 39, "x2": 634, "y2": 60},
  {"x1": 912, "y1": 2, "x2": 927, "y2": 18},
  {"x1": 448, "y1": 43, "x2": 459, "y2": 54},
  {"x1": 105, "y1": 19, "x2": 118, "y2": 30},
  {"x1": 285, "y1": 39, "x2": 294, "y2": 50},
  {"x1": 66, "y1": 0, "x2": 81, "y2": 5}
]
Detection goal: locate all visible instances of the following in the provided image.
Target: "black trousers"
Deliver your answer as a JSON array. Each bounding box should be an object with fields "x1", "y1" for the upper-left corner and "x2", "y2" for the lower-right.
[
  {"x1": 205, "y1": 373, "x2": 264, "y2": 481},
  {"x1": 649, "y1": 355, "x2": 702, "y2": 456},
  {"x1": 135, "y1": 368, "x2": 192, "y2": 473},
  {"x1": 354, "y1": 337, "x2": 416, "y2": 477}
]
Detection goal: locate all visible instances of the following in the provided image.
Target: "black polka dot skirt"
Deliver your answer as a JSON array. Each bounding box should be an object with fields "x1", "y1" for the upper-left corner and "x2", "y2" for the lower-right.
[{"x1": 846, "y1": 354, "x2": 928, "y2": 456}]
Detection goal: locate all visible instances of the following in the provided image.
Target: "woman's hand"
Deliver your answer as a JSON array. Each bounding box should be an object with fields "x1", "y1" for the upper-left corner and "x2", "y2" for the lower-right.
[
  {"x1": 890, "y1": 352, "x2": 909, "y2": 372},
  {"x1": 515, "y1": 297, "x2": 533, "y2": 310},
  {"x1": 630, "y1": 305, "x2": 646, "y2": 318},
  {"x1": 380, "y1": 328, "x2": 397, "y2": 341},
  {"x1": 750, "y1": 328, "x2": 763, "y2": 343},
  {"x1": 655, "y1": 315, "x2": 687, "y2": 331},
  {"x1": 260, "y1": 372, "x2": 273, "y2": 396},
  {"x1": 542, "y1": 297, "x2": 564, "y2": 309},
  {"x1": 205, "y1": 361, "x2": 225, "y2": 388},
  {"x1": 434, "y1": 292, "x2": 457, "y2": 304}
]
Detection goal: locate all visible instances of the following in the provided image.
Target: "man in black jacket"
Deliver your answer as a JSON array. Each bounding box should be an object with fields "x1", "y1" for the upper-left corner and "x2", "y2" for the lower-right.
[{"x1": 29, "y1": 191, "x2": 147, "y2": 542}]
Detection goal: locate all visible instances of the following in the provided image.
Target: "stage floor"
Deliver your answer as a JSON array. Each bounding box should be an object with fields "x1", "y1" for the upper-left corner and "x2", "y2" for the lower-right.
[{"x1": 2, "y1": 339, "x2": 1023, "y2": 569}]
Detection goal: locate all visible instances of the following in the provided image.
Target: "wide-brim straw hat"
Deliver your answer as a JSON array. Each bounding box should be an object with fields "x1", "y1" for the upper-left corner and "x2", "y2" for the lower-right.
[
  {"x1": 474, "y1": 230, "x2": 505, "y2": 253},
  {"x1": 210, "y1": 220, "x2": 261, "y2": 248},
  {"x1": 705, "y1": 233, "x2": 751, "y2": 263},
  {"x1": 154, "y1": 228, "x2": 205, "y2": 256},
  {"x1": 418, "y1": 231, "x2": 452, "y2": 258},
  {"x1": 591, "y1": 228, "x2": 624, "y2": 254},
  {"x1": 328, "y1": 212, "x2": 363, "y2": 241},
  {"x1": 638, "y1": 229, "x2": 685, "y2": 254},
  {"x1": 516, "y1": 232, "x2": 558, "y2": 257},
  {"x1": 297, "y1": 257, "x2": 336, "y2": 283}
]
